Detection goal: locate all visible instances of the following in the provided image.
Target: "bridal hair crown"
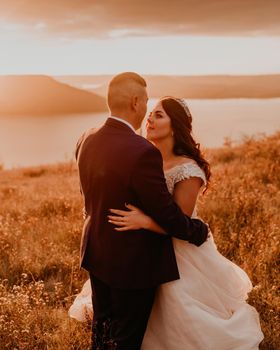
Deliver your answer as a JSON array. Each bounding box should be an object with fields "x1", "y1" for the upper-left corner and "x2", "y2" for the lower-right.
[{"x1": 175, "y1": 98, "x2": 192, "y2": 120}]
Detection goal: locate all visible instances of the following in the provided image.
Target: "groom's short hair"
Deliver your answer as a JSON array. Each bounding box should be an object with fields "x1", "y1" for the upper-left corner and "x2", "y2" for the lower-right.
[{"x1": 107, "y1": 72, "x2": 147, "y2": 112}]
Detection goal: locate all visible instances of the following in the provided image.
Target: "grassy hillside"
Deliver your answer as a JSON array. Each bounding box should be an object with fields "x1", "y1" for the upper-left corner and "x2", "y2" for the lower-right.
[{"x1": 0, "y1": 132, "x2": 279, "y2": 349}]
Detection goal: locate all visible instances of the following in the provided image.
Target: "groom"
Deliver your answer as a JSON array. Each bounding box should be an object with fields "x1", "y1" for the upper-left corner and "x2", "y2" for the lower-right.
[{"x1": 76, "y1": 72, "x2": 208, "y2": 350}]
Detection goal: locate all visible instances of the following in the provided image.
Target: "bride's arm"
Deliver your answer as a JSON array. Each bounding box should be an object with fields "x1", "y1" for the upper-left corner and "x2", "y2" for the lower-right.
[
  {"x1": 108, "y1": 177, "x2": 202, "y2": 233},
  {"x1": 173, "y1": 177, "x2": 202, "y2": 216}
]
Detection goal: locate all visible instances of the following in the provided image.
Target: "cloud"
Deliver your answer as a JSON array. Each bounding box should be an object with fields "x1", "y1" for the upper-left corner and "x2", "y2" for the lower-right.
[{"x1": 0, "y1": 0, "x2": 279, "y2": 38}]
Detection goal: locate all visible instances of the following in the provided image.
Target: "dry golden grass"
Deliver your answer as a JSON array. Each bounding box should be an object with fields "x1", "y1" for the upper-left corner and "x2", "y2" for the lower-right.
[{"x1": 0, "y1": 133, "x2": 279, "y2": 349}]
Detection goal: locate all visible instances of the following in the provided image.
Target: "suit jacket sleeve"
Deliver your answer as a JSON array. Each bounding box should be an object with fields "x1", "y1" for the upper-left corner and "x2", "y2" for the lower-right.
[
  {"x1": 130, "y1": 145, "x2": 208, "y2": 246},
  {"x1": 75, "y1": 133, "x2": 86, "y2": 162}
]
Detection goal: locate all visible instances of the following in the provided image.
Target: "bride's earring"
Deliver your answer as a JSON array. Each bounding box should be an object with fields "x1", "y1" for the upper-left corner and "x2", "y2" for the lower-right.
[{"x1": 171, "y1": 131, "x2": 174, "y2": 137}]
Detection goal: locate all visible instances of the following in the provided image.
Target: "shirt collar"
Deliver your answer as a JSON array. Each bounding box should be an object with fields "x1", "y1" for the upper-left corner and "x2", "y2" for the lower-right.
[{"x1": 110, "y1": 116, "x2": 136, "y2": 133}]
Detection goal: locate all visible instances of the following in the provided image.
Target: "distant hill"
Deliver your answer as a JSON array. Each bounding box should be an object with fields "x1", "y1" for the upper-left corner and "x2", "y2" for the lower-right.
[
  {"x1": 56, "y1": 74, "x2": 280, "y2": 99},
  {"x1": 0, "y1": 75, "x2": 108, "y2": 115},
  {"x1": 1, "y1": 74, "x2": 279, "y2": 116},
  {"x1": 145, "y1": 75, "x2": 280, "y2": 99}
]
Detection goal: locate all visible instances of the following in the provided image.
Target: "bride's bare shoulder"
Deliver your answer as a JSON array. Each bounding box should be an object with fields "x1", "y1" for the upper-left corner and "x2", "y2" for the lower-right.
[
  {"x1": 173, "y1": 156, "x2": 196, "y2": 166},
  {"x1": 164, "y1": 156, "x2": 196, "y2": 172}
]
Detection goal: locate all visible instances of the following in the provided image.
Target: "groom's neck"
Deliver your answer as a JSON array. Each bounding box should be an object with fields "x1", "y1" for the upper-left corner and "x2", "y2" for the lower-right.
[
  {"x1": 110, "y1": 111, "x2": 140, "y2": 129},
  {"x1": 110, "y1": 114, "x2": 138, "y2": 131}
]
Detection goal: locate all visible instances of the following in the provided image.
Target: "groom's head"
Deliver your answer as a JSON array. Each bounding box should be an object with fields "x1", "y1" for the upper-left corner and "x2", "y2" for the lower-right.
[{"x1": 107, "y1": 72, "x2": 148, "y2": 130}]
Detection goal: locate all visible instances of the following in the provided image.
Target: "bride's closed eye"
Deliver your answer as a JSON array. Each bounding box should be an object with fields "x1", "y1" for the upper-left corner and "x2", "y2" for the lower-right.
[{"x1": 155, "y1": 111, "x2": 164, "y2": 119}]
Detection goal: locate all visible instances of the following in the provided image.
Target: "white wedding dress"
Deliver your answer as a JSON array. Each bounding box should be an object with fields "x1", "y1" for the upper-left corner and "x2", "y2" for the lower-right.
[{"x1": 69, "y1": 162, "x2": 264, "y2": 349}]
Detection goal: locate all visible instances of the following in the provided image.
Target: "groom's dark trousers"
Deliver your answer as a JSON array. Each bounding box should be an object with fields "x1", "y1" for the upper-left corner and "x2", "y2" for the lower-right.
[
  {"x1": 76, "y1": 118, "x2": 208, "y2": 350},
  {"x1": 89, "y1": 273, "x2": 156, "y2": 350}
]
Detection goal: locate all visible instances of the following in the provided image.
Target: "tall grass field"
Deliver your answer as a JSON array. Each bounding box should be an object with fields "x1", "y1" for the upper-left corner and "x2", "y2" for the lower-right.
[{"x1": 0, "y1": 132, "x2": 279, "y2": 349}]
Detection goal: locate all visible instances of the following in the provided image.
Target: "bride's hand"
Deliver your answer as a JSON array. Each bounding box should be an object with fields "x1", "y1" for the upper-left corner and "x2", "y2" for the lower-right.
[{"x1": 108, "y1": 204, "x2": 151, "y2": 231}]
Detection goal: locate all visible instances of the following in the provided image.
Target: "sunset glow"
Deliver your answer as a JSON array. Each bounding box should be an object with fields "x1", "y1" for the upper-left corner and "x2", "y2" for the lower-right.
[
  {"x1": 0, "y1": 3, "x2": 279, "y2": 348},
  {"x1": 1, "y1": 25, "x2": 280, "y2": 75},
  {"x1": 0, "y1": 0, "x2": 279, "y2": 75}
]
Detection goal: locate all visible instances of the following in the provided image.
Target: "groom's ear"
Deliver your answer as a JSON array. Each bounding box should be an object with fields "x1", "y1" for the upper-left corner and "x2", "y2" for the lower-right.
[{"x1": 131, "y1": 95, "x2": 138, "y2": 111}]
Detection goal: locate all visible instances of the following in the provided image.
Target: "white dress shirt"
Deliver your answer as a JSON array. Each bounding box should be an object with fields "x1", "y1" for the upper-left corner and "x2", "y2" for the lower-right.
[{"x1": 110, "y1": 116, "x2": 135, "y2": 133}]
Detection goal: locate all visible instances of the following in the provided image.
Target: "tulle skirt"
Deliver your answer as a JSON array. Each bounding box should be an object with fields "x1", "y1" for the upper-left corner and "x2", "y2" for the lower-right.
[
  {"x1": 141, "y1": 234, "x2": 263, "y2": 350},
  {"x1": 69, "y1": 279, "x2": 93, "y2": 322}
]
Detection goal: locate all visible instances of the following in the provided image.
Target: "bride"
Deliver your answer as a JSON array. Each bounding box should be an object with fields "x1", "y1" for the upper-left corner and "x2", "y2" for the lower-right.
[{"x1": 69, "y1": 97, "x2": 263, "y2": 349}]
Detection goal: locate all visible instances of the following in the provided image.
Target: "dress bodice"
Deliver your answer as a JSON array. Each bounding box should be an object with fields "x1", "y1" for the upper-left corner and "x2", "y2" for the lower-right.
[{"x1": 164, "y1": 161, "x2": 207, "y2": 218}]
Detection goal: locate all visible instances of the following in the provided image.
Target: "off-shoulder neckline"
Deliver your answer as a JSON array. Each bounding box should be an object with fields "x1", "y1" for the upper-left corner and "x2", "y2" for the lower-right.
[{"x1": 163, "y1": 161, "x2": 198, "y2": 174}]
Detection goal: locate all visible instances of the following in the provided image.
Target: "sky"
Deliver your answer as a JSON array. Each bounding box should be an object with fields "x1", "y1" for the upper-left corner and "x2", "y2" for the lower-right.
[{"x1": 0, "y1": 0, "x2": 280, "y2": 75}]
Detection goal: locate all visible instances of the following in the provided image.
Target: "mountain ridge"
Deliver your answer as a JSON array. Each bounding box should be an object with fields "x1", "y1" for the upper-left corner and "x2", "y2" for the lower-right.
[
  {"x1": 0, "y1": 75, "x2": 108, "y2": 115},
  {"x1": 1, "y1": 74, "x2": 279, "y2": 116},
  {"x1": 56, "y1": 74, "x2": 280, "y2": 99}
]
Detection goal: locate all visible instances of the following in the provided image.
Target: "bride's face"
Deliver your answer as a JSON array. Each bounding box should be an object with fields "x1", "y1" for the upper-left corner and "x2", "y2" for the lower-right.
[{"x1": 146, "y1": 101, "x2": 173, "y2": 142}]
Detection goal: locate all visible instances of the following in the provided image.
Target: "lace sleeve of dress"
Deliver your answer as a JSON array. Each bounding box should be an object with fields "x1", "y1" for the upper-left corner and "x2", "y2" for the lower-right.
[{"x1": 166, "y1": 162, "x2": 207, "y2": 194}]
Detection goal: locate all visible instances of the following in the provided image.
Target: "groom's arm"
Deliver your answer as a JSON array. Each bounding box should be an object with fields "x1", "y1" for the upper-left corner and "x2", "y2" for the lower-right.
[{"x1": 130, "y1": 145, "x2": 208, "y2": 246}]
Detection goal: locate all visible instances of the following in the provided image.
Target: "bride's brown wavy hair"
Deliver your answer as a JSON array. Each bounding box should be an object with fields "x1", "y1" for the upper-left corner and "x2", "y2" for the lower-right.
[{"x1": 161, "y1": 97, "x2": 211, "y2": 190}]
